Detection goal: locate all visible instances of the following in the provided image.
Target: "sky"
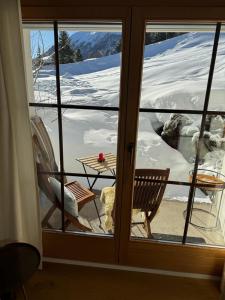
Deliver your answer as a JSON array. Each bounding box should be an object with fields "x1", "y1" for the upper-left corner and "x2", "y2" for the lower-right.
[{"x1": 30, "y1": 30, "x2": 73, "y2": 57}]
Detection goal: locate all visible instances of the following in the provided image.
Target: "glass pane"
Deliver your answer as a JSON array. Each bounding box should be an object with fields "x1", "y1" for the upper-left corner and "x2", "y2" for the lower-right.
[
  {"x1": 23, "y1": 24, "x2": 57, "y2": 104},
  {"x1": 63, "y1": 176, "x2": 115, "y2": 235},
  {"x1": 30, "y1": 108, "x2": 61, "y2": 230},
  {"x1": 186, "y1": 186, "x2": 225, "y2": 246},
  {"x1": 58, "y1": 23, "x2": 122, "y2": 107},
  {"x1": 208, "y1": 25, "x2": 225, "y2": 111},
  {"x1": 62, "y1": 108, "x2": 117, "y2": 235},
  {"x1": 58, "y1": 22, "x2": 122, "y2": 236},
  {"x1": 62, "y1": 109, "x2": 118, "y2": 177},
  {"x1": 136, "y1": 112, "x2": 202, "y2": 183},
  {"x1": 131, "y1": 183, "x2": 189, "y2": 243},
  {"x1": 187, "y1": 114, "x2": 225, "y2": 246},
  {"x1": 141, "y1": 23, "x2": 216, "y2": 110}
]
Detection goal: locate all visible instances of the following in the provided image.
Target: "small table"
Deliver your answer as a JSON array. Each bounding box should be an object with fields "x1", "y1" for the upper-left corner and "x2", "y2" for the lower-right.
[
  {"x1": 76, "y1": 153, "x2": 117, "y2": 190},
  {"x1": 76, "y1": 153, "x2": 116, "y2": 226},
  {"x1": 187, "y1": 169, "x2": 225, "y2": 230}
]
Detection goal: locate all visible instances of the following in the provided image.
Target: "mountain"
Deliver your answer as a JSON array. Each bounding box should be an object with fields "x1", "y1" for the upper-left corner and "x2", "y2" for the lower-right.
[
  {"x1": 44, "y1": 31, "x2": 121, "y2": 60},
  {"x1": 70, "y1": 32, "x2": 121, "y2": 59}
]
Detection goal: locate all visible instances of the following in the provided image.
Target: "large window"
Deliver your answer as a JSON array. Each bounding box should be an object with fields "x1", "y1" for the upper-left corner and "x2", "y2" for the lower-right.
[{"x1": 23, "y1": 20, "x2": 225, "y2": 248}]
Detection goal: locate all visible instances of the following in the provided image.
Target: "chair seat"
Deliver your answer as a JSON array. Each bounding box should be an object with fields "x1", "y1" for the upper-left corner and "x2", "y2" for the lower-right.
[
  {"x1": 65, "y1": 181, "x2": 95, "y2": 210},
  {"x1": 100, "y1": 187, "x2": 142, "y2": 231}
]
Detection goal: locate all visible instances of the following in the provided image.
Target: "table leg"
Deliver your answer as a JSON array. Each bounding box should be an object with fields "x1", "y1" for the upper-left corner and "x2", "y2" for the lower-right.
[
  {"x1": 91, "y1": 172, "x2": 102, "y2": 226},
  {"x1": 93, "y1": 198, "x2": 102, "y2": 226},
  {"x1": 81, "y1": 164, "x2": 102, "y2": 226},
  {"x1": 110, "y1": 169, "x2": 116, "y2": 186},
  {"x1": 82, "y1": 163, "x2": 91, "y2": 189},
  {"x1": 90, "y1": 172, "x2": 100, "y2": 190},
  {"x1": 215, "y1": 190, "x2": 223, "y2": 228},
  {"x1": 186, "y1": 188, "x2": 224, "y2": 231}
]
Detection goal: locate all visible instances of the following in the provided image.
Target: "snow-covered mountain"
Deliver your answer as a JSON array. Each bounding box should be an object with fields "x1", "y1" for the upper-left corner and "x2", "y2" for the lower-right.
[
  {"x1": 70, "y1": 32, "x2": 121, "y2": 58},
  {"x1": 44, "y1": 31, "x2": 121, "y2": 60}
]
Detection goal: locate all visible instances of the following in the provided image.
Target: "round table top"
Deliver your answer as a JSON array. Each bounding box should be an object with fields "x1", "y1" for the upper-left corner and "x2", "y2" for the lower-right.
[{"x1": 189, "y1": 174, "x2": 225, "y2": 191}]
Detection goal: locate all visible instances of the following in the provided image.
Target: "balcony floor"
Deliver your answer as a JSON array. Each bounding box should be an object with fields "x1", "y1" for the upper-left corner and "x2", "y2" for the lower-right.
[{"x1": 41, "y1": 193, "x2": 225, "y2": 247}]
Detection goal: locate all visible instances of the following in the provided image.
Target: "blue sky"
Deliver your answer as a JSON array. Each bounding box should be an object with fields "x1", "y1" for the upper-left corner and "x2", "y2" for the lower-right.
[{"x1": 30, "y1": 30, "x2": 73, "y2": 57}]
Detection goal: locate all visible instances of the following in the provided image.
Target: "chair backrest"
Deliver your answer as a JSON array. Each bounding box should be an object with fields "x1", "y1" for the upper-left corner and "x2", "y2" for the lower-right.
[
  {"x1": 31, "y1": 115, "x2": 58, "y2": 173},
  {"x1": 30, "y1": 116, "x2": 60, "y2": 203},
  {"x1": 133, "y1": 168, "x2": 170, "y2": 212}
]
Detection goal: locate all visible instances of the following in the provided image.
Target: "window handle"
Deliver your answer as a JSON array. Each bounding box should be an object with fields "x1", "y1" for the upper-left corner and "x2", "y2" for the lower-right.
[{"x1": 127, "y1": 142, "x2": 135, "y2": 166}]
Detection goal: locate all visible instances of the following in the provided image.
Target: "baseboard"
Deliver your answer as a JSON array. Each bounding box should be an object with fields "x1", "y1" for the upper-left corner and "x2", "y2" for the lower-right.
[{"x1": 43, "y1": 256, "x2": 220, "y2": 281}]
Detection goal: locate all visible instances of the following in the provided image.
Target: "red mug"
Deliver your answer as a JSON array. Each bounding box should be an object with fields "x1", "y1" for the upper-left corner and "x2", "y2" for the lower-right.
[{"x1": 98, "y1": 152, "x2": 105, "y2": 162}]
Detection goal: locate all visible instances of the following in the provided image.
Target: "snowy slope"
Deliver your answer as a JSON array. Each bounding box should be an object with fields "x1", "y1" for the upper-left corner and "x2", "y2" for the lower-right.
[
  {"x1": 34, "y1": 32, "x2": 225, "y2": 202},
  {"x1": 38, "y1": 32, "x2": 225, "y2": 109}
]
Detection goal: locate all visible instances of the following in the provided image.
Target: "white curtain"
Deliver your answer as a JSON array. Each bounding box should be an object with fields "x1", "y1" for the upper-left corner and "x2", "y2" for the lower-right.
[{"x1": 0, "y1": 0, "x2": 42, "y2": 252}]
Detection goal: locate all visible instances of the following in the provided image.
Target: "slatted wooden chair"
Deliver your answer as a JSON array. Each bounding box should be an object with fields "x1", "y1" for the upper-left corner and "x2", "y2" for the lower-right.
[
  {"x1": 38, "y1": 163, "x2": 94, "y2": 231},
  {"x1": 133, "y1": 168, "x2": 170, "y2": 238},
  {"x1": 31, "y1": 116, "x2": 95, "y2": 232}
]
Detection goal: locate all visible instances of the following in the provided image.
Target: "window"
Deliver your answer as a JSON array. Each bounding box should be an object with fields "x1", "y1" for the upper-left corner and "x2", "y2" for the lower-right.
[
  {"x1": 24, "y1": 21, "x2": 122, "y2": 235},
  {"x1": 23, "y1": 20, "x2": 225, "y2": 248},
  {"x1": 131, "y1": 23, "x2": 225, "y2": 247}
]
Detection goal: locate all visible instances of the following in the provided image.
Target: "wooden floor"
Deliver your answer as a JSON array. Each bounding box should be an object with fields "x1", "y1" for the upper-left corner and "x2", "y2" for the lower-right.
[{"x1": 18, "y1": 262, "x2": 220, "y2": 300}]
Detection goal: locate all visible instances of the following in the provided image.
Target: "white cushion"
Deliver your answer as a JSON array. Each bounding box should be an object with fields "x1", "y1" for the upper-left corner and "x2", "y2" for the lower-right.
[{"x1": 48, "y1": 177, "x2": 79, "y2": 217}]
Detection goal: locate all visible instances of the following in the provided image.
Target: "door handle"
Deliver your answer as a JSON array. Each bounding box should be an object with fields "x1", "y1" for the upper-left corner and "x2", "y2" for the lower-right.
[{"x1": 127, "y1": 142, "x2": 135, "y2": 166}]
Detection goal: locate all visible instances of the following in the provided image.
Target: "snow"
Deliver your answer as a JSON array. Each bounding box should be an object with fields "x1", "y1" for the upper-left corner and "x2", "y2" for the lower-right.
[{"x1": 32, "y1": 32, "x2": 225, "y2": 203}]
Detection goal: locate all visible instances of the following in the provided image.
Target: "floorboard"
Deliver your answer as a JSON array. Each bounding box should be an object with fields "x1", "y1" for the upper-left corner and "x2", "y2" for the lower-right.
[{"x1": 18, "y1": 262, "x2": 220, "y2": 300}]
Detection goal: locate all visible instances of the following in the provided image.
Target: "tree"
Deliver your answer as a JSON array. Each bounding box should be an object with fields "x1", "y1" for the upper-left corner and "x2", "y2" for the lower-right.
[
  {"x1": 75, "y1": 48, "x2": 83, "y2": 62},
  {"x1": 145, "y1": 32, "x2": 185, "y2": 45},
  {"x1": 58, "y1": 31, "x2": 76, "y2": 64},
  {"x1": 115, "y1": 39, "x2": 122, "y2": 53},
  {"x1": 34, "y1": 44, "x2": 43, "y2": 67}
]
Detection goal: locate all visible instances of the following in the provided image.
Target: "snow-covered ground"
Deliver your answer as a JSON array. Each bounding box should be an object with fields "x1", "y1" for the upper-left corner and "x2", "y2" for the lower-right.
[{"x1": 32, "y1": 32, "x2": 225, "y2": 203}]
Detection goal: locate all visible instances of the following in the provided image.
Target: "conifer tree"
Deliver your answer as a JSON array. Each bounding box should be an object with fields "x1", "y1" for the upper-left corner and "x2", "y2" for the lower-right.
[
  {"x1": 115, "y1": 39, "x2": 122, "y2": 53},
  {"x1": 75, "y1": 48, "x2": 83, "y2": 62},
  {"x1": 58, "y1": 31, "x2": 75, "y2": 64},
  {"x1": 35, "y1": 44, "x2": 43, "y2": 67}
]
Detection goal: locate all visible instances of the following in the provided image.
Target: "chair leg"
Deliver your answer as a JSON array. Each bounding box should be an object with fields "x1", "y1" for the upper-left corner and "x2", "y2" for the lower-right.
[
  {"x1": 64, "y1": 219, "x2": 71, "y2": 229},
  {"x1": 69, "y1": 217, "x2": 92, "y2": 232},
  {"x1": 144, "y1": 212, "x2": 153, "y2": 239},
  {"x1": 93, "y1": 199, "x2": 102, "y2": 226},
  {"x1": 41, "y1": 204, "x2": 57, "y2": 228},
  {"x1": 61, "y1": 217, "x2": 92, "y2": 232}
]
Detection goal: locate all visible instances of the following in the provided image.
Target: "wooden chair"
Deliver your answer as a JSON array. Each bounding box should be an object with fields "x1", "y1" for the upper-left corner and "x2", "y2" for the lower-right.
[
  {"x1": 38, "y1": 163, "x2": 94, "y2": 231},
  {"x1": 133, "y1": 168, "x2": 170, "y2": 238},
  {"x1": 31, "y1": 116, "x2": 95, "y2": 232}
]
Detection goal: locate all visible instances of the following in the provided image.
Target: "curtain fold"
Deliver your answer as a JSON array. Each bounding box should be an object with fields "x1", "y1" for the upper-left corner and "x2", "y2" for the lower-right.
[{"x1": 0, "y1": 0, "x2": 42, "y2": 252}]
